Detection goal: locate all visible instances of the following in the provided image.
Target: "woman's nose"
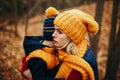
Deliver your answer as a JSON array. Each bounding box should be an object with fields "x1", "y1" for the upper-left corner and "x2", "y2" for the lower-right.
[{"x1": 52, "y1": 31, "x2": 56, "y2": 37}]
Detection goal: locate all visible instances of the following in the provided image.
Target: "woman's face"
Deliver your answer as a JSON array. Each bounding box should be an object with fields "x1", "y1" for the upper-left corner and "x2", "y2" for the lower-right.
[{"x1": 52, "y1": 26, "x2": 69, "y2": 48}]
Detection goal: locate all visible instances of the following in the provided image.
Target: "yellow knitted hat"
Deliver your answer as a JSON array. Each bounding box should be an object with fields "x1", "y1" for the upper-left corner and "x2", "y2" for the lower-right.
[
  {"x1": 54, "y1": 9, "x2": 99, "y2": 43},
  {"x1": 45, "y1": 7, "x2": 59, "y2": 18}
]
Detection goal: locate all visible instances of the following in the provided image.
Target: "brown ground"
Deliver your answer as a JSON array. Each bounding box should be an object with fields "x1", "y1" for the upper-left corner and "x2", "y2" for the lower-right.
[{"x1": 0, "y1": 1, "x2": 119, "y2": 80}]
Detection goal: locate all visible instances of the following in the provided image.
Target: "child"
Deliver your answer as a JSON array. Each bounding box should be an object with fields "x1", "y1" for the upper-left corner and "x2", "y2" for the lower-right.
[{"x1": 21, "y1": 7, "x2": 63, "y2": 80}]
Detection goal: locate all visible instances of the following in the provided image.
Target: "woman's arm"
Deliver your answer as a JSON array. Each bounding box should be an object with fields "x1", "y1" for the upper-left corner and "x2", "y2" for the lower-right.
[{"x1": 28, "y1": 58, "x2": 63, "y2": 80}]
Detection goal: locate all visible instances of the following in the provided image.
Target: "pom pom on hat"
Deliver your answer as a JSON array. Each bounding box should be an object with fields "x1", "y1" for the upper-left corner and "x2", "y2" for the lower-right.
[
  {"x1": 45, "y1": 7, "x2": 59, "y2": 18},
  {"x1": 54, "y1": 9, "x2": 99, "y2": 43}
]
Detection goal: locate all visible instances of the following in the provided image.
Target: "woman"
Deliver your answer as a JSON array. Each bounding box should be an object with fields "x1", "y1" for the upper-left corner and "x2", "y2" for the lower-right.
[
  {"x1": 52, "y1": 9, "x2": 99, "y2": 80},
  {"x1": 21, "y1": 7, "x2": 63, "y2": 80}
]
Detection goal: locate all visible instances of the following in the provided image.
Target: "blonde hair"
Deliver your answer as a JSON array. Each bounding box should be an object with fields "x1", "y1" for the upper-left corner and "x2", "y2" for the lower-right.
[
  {"x1": 64, "y1": 41, "x2": 78, "y2": 54},
  {"x1": 57, "y1": 37, "x2": 78, "y2": 55}
]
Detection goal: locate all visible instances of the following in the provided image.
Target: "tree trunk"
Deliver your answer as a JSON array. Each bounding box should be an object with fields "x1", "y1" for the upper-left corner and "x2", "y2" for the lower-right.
[
  {"x1": 13, "y1": 0, "x2": 19, "y2": 37},
  {"x1": 25, "y1": 1, "x2": 30, "y2": 36},
  {"x1": 103, "y1": 0, "x2": 119, "y2": 79},
  {"x1": 25, "y1": 0, "x2": 41, "y2": 36},
  {"x1": 90, "y1": 0, "x2": 104, "y2": 56}
]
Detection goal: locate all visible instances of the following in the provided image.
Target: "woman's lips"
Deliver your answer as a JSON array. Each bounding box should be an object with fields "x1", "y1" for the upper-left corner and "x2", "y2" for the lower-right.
[{"x1": 53, "y1": 39, "x2": 57, "y2": 44}]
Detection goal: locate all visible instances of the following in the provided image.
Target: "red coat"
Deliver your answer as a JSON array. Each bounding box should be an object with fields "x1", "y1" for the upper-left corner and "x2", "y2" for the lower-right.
[{"x1": 67, "y1": 69, "x2": 82, "y2": 80}]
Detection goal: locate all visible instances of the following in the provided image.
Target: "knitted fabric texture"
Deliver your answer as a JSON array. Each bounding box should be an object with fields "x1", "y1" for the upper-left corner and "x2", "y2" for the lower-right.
[
  {"x1": 43, "y1": 18, "x2": 55, "y2": 41},
  {"x1": 45, "y1": 7, "x2": 59, "y2": 18},
  {"x1": 55, "y1": 45, "x2": 95, "y2": 80},
  {"x1": 55, "y1": 40, "x2": 98, "y2": 80},
  {"x1": 26, "y1": 47, "x2": 60, "y2": 69},
  {"x1": 54, "y1": 9, "x2": 99, "y2": 43},
  {"x1": 43, "y1": 7, "x2": 59, "y2": 41}
]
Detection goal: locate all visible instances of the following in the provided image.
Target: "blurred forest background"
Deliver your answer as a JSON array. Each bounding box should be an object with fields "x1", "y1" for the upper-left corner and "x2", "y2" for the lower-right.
[{"x1": 0, "y1": 0, "x2": 119, "y2": 80}]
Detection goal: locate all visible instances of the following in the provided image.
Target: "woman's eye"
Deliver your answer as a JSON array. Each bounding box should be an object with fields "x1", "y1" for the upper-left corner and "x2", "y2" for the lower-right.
[{"x1": 57, "y1": 30, "x2": 63, "y2": 34}]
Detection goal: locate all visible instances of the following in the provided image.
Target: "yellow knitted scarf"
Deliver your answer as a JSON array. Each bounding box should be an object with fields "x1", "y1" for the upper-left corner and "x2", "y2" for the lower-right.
[
  {"x1": 26, "y1": 47, "x2": 59, "y2": 69},
  {"x1": 55, "y1": 39, "x2": 94, "y2": 80}
]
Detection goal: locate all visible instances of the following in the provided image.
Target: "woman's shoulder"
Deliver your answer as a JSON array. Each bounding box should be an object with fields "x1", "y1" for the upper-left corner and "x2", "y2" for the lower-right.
[
  {"x1": 23, "y1": 36, "x2": 46, "y2": 56},
  {"x1": 83, "y1": 47, "x2": 96, "y2": 60},
  {"x1": 83, "y1": 46, "x2": 97, "y2": 69},
  {"x1": 83, "y1": 47, "x2": 99, "y2": 80}
]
